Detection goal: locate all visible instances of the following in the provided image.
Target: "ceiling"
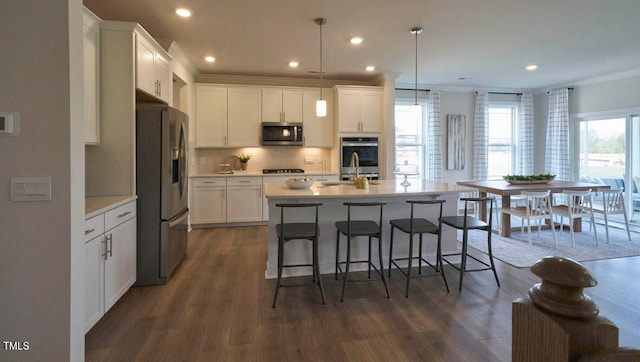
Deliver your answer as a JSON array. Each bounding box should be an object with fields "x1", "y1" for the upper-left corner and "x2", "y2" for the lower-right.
[{"x1": 83, "y1": 0, "x2": 640, "y2": 91}]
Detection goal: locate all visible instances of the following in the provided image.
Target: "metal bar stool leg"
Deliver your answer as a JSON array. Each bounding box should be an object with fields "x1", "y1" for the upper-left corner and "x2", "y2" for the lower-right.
[
  {"x1": 340, "y1": 235, "x2": 352, "y2": 302},
  {"x1": 378, "y1": 233, "x2": 390, "y2": 298},
  {"x1": 368, "y1": 236, "x2": 373, "y2": 279},
  {"x1": 272, "y1": 236, "x2": 284, "y2": 308},
  {"x1": 388, "y1": 226, "x2": 395, "y2": 278},
  {"x1": 335, "y1": 229, "x2": 340, "y2": 280},
  {"x1": 436, "y1": 225, "x2": 449, "y2": 292},
  {"x1": 314, "y1": 236, "x2": 326, "y2": 304},
  {"x1": 405, "y1": 231, "x2": 414, "y2": 298},
  {"x1": 459, "y1": 230, "x2": 469, "y2": 291}
]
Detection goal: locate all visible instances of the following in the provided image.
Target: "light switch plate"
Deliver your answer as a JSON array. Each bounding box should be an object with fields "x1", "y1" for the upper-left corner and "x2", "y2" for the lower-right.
[
  {"x1": 11, "y1": 176, "x2": 52, "y2": 201},
  {"x1": 0, "y1": 112, "x2": 20, "y2": 136}
]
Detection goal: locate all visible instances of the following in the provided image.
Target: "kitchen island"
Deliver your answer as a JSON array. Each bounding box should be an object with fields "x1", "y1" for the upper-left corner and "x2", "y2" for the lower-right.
[{"x1": 263, "y1": 179, "x2": 471, "y2": 279}]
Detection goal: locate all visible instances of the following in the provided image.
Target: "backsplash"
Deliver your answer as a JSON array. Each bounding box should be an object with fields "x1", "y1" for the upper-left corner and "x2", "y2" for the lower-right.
[{"x1": 191, "y1": 147, "x2": 334, "y2": 174}]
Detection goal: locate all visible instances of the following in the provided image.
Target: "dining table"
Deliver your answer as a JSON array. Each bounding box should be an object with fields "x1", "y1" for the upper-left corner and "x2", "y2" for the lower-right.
[{"x1": 456, "y1": 179, "x2": 609, "y2": 237}]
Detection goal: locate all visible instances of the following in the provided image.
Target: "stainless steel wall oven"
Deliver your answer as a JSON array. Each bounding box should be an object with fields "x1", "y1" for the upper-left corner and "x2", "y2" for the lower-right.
[{"x1": 340, "y1": 137, "x2": 380, "y2": 179}]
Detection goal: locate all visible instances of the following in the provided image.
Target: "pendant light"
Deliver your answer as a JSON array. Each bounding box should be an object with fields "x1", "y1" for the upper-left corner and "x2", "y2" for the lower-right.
[
  {"x1": 315, "y1": 17, "x2": 327, "y2": 117},
  {"x1": 410, "y1": 27, "x2": 423, "y2": 107}
]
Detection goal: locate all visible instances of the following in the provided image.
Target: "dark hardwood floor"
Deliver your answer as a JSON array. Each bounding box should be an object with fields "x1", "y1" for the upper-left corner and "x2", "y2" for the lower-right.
[{"x1": 86, "y1": 226, "x2": 640, "y2": 361}]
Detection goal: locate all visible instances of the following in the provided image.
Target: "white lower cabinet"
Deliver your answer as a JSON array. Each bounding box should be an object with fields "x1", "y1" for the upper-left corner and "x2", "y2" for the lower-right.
[
  {"x1": 226, "y1": 178, "x2": 263, "y2": 222},
  {"x1": 84, "y1": 200, "x2": 137, "y2": 333},
  {"x1": 191, "y1": 175, "x2": 340, "y2": 224},
  {"x1": 191, "y1": 176, "x2": 263, "y2": 224},
  {"x1": 191, "y1": 178, "x2": 227, "y2": 224}
]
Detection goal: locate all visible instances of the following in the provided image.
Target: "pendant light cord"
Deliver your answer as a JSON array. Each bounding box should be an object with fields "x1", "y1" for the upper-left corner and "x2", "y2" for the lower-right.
[
  {"x1": 316, "y1": 18, "x2": 327, "y2": 101},
  {"x1": 410, "y1": 27, "x2": 423, "y2": 106},
  {"x1": 320, "y1": 20, "x2": 323, "y2": 100}
]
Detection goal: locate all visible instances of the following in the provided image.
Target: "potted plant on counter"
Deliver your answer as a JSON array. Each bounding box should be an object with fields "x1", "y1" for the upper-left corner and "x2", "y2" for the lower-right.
[{"x1": 237, "y1": 153, "x2": 252, "y2": 170}]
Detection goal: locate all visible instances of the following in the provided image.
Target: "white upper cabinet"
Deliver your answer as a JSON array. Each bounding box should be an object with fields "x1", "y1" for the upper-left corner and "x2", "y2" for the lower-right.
[
  {"x1": 195, "y1": 85, "x2": 261, "y2": 148},
  {"x1": 135, "y1": 30, "x2": 171, "y2": 103},
  {"x1": 227, "y1": 87, "x2": 261, "y2": 147},
  {"x1": 302, "y1": 88, "x2": 334, "y2": 147},
  {"x1": 261, "y1": 88, "x2": 302, "y2": 123},
  {"x1": 83, "y1": 7, "x2": 100, "y2": 145},
  {"x1": 195, "y1": 85, "x2": 227, "y2": 147},
  {"x1": 334, "y1": 86, "x2": 383, "y2": 133}
]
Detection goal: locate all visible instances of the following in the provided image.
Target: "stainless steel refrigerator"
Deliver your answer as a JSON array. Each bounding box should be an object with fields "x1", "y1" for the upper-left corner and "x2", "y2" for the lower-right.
[{"x1": 135, "y1": 103, "x2": 189, "y2": 285}]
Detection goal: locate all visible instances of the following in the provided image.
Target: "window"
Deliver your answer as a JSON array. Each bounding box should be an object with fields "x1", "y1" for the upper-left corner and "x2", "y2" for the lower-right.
[
  {"x1": 487, "y1": 104, "x2": 518, "y2": 180},
  {"x1": 395, "y1": 103, "x2": 425, "y2": 175},
  {"x1": 573, "y1": 113, "x2": 640, "y2": 221}
]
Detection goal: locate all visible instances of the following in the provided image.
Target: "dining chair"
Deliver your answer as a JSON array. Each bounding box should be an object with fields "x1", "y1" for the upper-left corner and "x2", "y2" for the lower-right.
[
  {"x1": 388, "y1": 199, "x2": 449, "y2": 298},
  {"x1": 272, "y1": 202, "x2": 326, "y2": 308},
  {"x1": 592, "y1": 189, "x2": 631, "y2": 243},
  {"x1": 551, "y1": 189, "x2": 598, "y2": 247},
  {"x1": 500, "y1": 190, "x2": 557, "y2": 249},
  {"x1": 441, "y1": 196, "x2": 500, "y2": 291},
  {"x1": 335, "y1": 201, "x2": 390, "y2": 302}
]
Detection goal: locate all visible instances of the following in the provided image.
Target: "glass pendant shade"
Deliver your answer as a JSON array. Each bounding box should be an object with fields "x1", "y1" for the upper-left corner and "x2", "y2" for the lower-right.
[{"x1": 316, "y1": 99, "x2": 327, "y2": 117}]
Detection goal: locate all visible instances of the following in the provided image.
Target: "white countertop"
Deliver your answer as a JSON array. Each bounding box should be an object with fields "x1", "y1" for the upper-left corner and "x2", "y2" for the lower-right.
[
  {"x1": 85, "y1": 195, "x2": 137, "y2": 218},
  {"x1": 191, "y1": 171, "x2": 339, "y2": 178},
  {"x1": 264, "y1": 179, "x2": 472, "y2": 199}
]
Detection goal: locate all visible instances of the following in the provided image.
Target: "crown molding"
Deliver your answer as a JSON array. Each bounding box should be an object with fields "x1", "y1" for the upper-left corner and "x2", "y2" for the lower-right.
[
  {"x1": 195, "y1": 74, "x2": 375, "y2": 87},
  {"x1": 157, "y1": 40, "x2": 198, "y2": 77}
]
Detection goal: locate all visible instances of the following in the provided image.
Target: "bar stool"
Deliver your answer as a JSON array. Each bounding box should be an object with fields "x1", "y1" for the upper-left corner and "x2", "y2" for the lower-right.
[
  {"x1": 335, "y1": 201, "x2": 390, "y2": 302},
  {"x1": 272, "y1": 202, "x2": 326, "y2": 308},
  {"x1": 441, "y1": 196, "x2": 500, "y2": 291},
  {"x1": 388, "y1": 199, "x2": 449, "y2": 298}
]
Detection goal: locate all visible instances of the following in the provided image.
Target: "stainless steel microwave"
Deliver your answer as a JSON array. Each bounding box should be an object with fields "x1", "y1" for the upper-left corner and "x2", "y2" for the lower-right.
[{"x1": 261, "y1": 122, "x2": 303, "y2": 146}]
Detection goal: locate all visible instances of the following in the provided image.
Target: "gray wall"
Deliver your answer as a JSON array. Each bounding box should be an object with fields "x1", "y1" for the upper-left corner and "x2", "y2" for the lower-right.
[{"x1": 0, "y1": 1, "x2": 84, "y2": 360}]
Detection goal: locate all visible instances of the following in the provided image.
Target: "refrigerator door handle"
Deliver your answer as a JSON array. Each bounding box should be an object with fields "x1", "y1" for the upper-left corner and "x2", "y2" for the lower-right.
[{"x1": 168, "y1": 210, "x2": 189, "y2": 228}]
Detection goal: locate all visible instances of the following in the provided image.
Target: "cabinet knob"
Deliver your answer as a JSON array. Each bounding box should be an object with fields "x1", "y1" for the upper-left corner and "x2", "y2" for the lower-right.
[{"x1": 85, "y1": 228, "x2": 95, "y2": 235}]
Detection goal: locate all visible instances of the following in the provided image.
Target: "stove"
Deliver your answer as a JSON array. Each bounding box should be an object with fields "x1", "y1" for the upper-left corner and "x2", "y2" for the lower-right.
[{"x1": 262, "y1": 168, "x2": 305, "y2": 174}]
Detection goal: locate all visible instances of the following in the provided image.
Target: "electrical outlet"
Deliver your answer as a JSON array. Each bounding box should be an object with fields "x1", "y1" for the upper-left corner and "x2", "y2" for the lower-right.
[
  {"x1": 304, "y1": 156, "x2": 313, "y2": 164},
  {"x1": 199, "y1": 157, "x2": 206, "y2": 164}
]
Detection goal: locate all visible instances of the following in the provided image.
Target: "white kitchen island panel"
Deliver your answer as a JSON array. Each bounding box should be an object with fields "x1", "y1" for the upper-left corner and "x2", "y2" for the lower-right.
[{"x1": 264, "y1": 179, "x2": 472, "y2": 279}]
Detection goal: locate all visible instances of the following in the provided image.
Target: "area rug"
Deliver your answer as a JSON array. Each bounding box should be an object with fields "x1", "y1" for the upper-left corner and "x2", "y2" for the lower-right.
[{"x1": 461, "y1": 222, "x2": 640, "y2": 268}]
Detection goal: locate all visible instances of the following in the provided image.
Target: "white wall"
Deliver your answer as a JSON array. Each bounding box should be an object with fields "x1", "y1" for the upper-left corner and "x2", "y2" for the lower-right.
[
  {"x1": 0, "y1": 0, "x2": 84, "y2": 361},
  {"x1": 440, "y1": 91, "x2": 476, "y2": 182},
  {"x1": 570, "y1": 74, "x2": 640, "y2": 114}
]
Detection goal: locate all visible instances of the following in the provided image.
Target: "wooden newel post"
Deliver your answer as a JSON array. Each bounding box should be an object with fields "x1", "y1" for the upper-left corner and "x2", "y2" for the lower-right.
[{"x1": 512, "y1": 256, "x2": 618, "y2": 361}]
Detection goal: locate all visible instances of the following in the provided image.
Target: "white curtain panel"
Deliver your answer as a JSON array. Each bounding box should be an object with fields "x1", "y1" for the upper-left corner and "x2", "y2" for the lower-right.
[
  {"x1": 426, "y1": 90, "x2": 443, "y2": 181},
  {"x1": 473, "y1": 91, "x2": 489, "y2": 180},
  {"x1": 545, "y1": 88, "x2": 571, "y2": 180},
  {"x1": 518, "y1": 93, "x2": 535, "y2": 174}
]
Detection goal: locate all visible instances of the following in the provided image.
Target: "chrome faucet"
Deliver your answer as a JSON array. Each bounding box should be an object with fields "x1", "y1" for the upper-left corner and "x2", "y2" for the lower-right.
[{"x1": 349, "y1": 152, "x2": 360, "y2": 181}]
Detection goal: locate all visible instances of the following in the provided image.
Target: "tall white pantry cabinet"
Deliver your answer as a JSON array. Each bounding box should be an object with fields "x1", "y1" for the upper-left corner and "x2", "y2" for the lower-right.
[{"x1": 85, "y1": 17, "x2": 173, "y2": 333}]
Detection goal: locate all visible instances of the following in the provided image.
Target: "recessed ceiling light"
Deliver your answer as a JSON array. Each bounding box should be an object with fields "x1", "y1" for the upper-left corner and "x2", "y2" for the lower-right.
[
  {"x1": 526, "y1": 64, "x2": 538, "y2": 71},
  {"x1": 176, "y1": 8, "x2": 191, "y2": 17},
  {"x1": 289, "y1": 61, "x2": 299, "y2": 68},
  {"x1": 205, "y1": 56, "x2": 215, "y2": 63},
  {"x1": 350, "y1": 37, "x2": 364, "y2": 45},
  {"x1": 365, "y1": 66, "x2": 375, "y2": 71}
]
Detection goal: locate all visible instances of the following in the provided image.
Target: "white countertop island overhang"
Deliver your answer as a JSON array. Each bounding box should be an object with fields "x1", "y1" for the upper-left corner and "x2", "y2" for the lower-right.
[{"x1": 263, "y1": 179, "x2": 472, "y2": 279}]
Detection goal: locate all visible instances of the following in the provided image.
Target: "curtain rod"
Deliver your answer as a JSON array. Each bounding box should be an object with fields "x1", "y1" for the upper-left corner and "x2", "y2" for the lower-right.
[
  {"x1": 475, "y1": 91, "x2": 522, "y2": 96},
  {"x1": 490, "y1": 91, "x2": 522, "y2": 96},
  {"x1": 547, "y1": 87, "x2": 574, "y2": 94},
  {"x1": 395, "y1": 88, "x2": 430, "y2": 92}
]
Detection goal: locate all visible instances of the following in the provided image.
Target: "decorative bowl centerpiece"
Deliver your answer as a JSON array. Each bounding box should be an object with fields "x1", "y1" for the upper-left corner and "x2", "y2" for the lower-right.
[
  {"x1": 285, "y1": 177, "x2": 314, "y2": 189},
  {"x1": 503, "y1": 173, "x2": 556, "y2": 185}
]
